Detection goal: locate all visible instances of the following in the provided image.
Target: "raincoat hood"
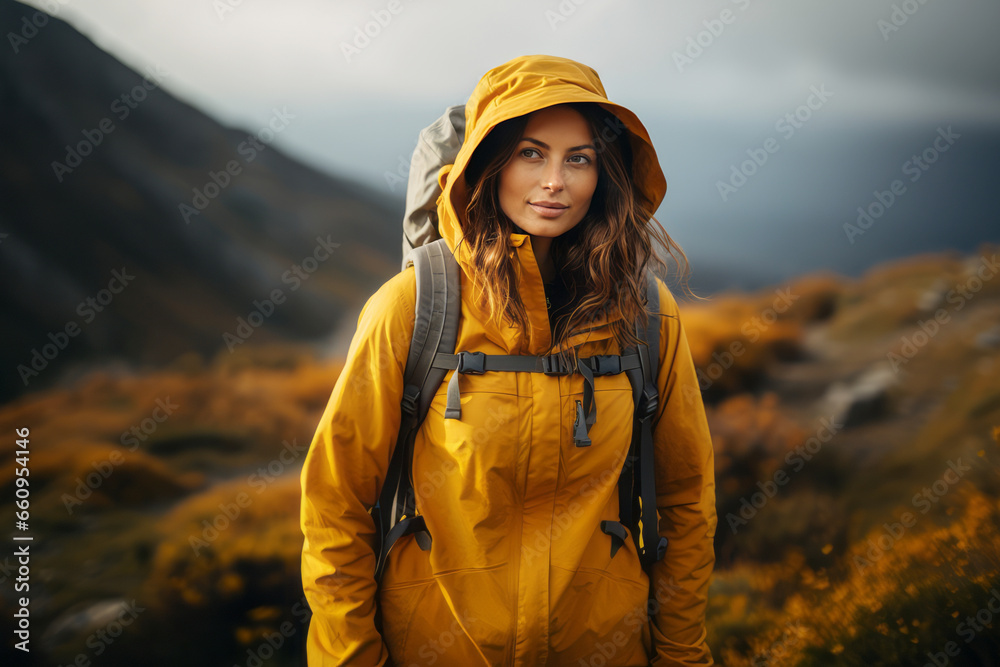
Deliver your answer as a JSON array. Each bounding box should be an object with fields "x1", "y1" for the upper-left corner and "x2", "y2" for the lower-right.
[{"x1": 436, "y1": 54, "x2": 667, "y2": 290}]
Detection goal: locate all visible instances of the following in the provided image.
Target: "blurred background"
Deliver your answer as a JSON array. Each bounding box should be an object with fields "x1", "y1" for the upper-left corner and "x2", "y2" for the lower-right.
[{"x1": 1, "y1": 0, "x2": 998, "y2": 664}]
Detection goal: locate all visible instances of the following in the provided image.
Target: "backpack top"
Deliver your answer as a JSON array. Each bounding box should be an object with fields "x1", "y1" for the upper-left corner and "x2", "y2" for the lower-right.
[{"x1": 401, "y1": 105, "x2": 465, "y2": 271}]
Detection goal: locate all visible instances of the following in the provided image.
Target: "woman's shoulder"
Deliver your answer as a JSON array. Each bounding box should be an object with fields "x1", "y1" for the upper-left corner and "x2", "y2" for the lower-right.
[
  {"x1": 371, "y1": 264, "x2": 417, "y2": 308},
  {"x1": 354, "y1": 265, "x2": 418, "y2": 341},
  {"x1": 650, "y1": 274, "x2": 681, "y2": 319},
  {"x1": 647, "y1": 275, "x2": 688, "y2": 375}
]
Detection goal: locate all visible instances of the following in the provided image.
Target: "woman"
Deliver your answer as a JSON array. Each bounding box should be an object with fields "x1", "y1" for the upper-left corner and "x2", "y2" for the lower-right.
[{"x1": 300, "y1": 54, "x2": 717, "y2": 666}]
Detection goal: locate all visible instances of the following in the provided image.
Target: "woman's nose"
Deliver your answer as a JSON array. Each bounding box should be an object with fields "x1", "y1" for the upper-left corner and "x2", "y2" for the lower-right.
[{"x1": 541, "y1": 162, "x2": 565, "y2": 192}]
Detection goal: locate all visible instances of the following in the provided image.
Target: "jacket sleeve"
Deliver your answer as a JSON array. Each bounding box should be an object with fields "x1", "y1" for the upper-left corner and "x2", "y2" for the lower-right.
[
  {"x1": 648, "y1": 281, "x2": 717, "y2": 666},
  {"x1": 300, "y1": 268, "x2": 416, "y2": 665}
]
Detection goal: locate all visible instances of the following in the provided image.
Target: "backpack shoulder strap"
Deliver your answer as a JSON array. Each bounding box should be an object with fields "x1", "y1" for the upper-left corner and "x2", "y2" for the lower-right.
[
  {"x1": 613, "y1": 269, "x2": 668, "y2": 570},
  {"x1": 375, "y1": 238, "x2": 460, "y2": 582},
  {"x1": 404, "y1": 238, "x2": 462, "y2": 422},
  {"x1": 643, "y1": 270, "x2": 660, "y2": 388},
  {"x1": 636, "y1": 269, "x2": 667, "y2": 569}
]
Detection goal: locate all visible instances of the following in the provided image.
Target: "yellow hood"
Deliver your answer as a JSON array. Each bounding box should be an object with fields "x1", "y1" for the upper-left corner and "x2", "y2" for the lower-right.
[{"x1": 436, "y1": 54, "x2": 667, "y2": 297}]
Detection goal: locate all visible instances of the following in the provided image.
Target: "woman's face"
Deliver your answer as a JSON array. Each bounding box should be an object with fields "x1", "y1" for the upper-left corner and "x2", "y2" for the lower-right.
[{"x1": 498, "y1": 105, "x2": 598, "y2": 240}]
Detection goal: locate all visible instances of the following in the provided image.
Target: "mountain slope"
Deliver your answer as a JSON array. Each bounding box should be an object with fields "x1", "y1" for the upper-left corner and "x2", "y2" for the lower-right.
[{"x1": 0, "y1": 0, "x2": 402, "y2": 403}]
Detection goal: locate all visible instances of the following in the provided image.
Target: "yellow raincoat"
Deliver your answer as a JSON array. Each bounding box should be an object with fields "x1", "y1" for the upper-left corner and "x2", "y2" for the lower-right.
[{"x1": 301, "y1": 55, "x2": 716, "y2": 666}]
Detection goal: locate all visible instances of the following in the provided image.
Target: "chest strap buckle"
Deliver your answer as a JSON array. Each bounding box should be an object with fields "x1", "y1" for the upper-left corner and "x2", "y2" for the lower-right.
[
  {"x1": 588, "y1": 355, "x2": 622, "y2": 376},
  {"x1": 541, "y1": 354, "x2": 573, "y2": 376},
  {"x1": 456, "y1": 351, "x2": 486, "y2": 375}
]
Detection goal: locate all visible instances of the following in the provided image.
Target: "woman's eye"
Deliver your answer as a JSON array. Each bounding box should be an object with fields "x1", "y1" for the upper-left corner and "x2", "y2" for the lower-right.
[
  {"x1": 568, "y1": 154, "x2": 592, "y2": 165},
  {"x1": 521, "y1": 148, "x2": 540, "y2": 158}
]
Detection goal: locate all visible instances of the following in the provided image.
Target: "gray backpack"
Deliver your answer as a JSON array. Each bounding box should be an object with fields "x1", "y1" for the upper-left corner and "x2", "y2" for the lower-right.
[{"x1": 374, "y1": 108, "x2": 667, "y2": 586}]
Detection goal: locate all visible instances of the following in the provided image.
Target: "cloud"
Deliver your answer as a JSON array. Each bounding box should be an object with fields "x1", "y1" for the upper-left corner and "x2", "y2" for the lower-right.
[
  {"x1": 26, "y1": 0, "x2": 999, "y2": 128},
  {"x1": 12, "y1": 0, "x2": 999, "y2": 291}
]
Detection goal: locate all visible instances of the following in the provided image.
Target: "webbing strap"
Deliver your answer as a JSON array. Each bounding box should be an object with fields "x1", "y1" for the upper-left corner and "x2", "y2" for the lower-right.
[
  {"x1": 617, "y1": 401, "x2": 637, "y2": 533},
  {"x1": 374, "y1": 515, "x2": 431, "y2": 582},
  {"x1": 436, "y1": 351, "x2": 642, "y2": 422},
  {"x1": 613, "y1": 272, "x2": 667, "y2": 570},
  {"x1": 637, "y1": 389, "x2": 668, "y2": 568},
  {"x1": 379, "y1": 385, "x2": 419, "y2": 554},
  {"x1": 433, "y1": 351, "x2": 641, "y2": 374},
  {"x1": 622, "y1": 363, "x2": 643, "y2": 542},
  {"x1": 636, "y1": 273, "x2": 667, "y2": 569},
  {"x1": 576, "y1": 359, "x2": 597, "y2": 447},
  {"x1": 644, "y1": 274, "x2": 660, "y2": 390}
]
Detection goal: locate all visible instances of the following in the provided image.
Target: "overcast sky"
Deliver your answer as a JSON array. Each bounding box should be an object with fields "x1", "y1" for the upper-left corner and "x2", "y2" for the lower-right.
[{"x1": 22, "y1": 0, "x2": 1000, "y2": 288}]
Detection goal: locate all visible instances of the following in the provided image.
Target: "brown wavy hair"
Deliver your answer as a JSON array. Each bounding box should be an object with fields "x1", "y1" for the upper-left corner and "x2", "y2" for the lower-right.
[{"x1": 459, "y1": 102, "x2": 693, "y2": 366}]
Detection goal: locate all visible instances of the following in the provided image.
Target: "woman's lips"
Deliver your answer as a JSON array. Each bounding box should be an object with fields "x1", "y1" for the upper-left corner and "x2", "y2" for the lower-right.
[{"x1": 529, "y1": 202, "x2": 569, "y2": 218}]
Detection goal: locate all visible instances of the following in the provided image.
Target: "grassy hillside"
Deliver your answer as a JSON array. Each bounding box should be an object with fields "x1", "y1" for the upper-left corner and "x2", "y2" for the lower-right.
[
  {"x1": 694, "y1": 243, "x2": 1000, "y2": 664},
  {"x1": 0, "y1": 244, "x2": 997, "y2": 665}
]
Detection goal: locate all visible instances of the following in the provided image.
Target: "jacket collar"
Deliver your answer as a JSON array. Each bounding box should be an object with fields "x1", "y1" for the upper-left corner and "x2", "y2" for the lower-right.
[{"x1": 462, "y1": 231, "x2": 623, "y2": 356}]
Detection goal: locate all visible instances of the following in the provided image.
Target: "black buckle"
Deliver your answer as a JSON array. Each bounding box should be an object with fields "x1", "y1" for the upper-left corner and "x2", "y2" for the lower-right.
[
  {"x1": 589, "y1": 355, "x2": 621, "y2": 376},
  {"x1": 656, "y1": 536, "x2": 669, "y2": 561},
  {"x1": 456, "y1": 351, "x2": 486, "y2": 375},
  {"x1": 638, "y1": 383, "x2": 658, "y2": 420},
  {"x1": 400, "y1": 384, "x2": 420, "y2": 416},
  {"x1": 600, "y1": 520, "x2": 629, "y2": 558},
  {"x1": 541, "y1": 354, "x2": 572, "y2": 376}
]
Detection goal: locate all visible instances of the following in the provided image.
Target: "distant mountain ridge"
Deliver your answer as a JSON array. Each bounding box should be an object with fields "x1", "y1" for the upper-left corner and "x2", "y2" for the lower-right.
[{"x1": 0, "y1": 0, "x2": 401, "y2": 403}]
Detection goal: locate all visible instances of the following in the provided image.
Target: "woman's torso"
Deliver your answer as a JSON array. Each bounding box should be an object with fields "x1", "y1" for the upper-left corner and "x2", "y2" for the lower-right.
[{"x1": 377, "y1": 264, "x2": 654, "y2": 667}]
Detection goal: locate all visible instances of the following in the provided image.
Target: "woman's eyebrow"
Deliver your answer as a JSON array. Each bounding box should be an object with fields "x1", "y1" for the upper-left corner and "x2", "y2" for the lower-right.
[{"x1": 520, "y1": 137, "x2": 597, "y2": 152}]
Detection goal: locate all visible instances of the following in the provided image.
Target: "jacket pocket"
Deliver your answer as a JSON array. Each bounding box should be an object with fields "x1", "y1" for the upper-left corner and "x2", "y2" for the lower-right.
[
  {"x1": 379, "y1": 578, "x2": 435, "y2": 662},
  {"x1": 399, "y1": 565, "x2": 512, "y2": 666},
  {"x1": 379, "y1": 534, "x2": 513, "y2": 664},
  {"x1": 549, "y1": 564, "x2": 652, "y2": 666}
]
